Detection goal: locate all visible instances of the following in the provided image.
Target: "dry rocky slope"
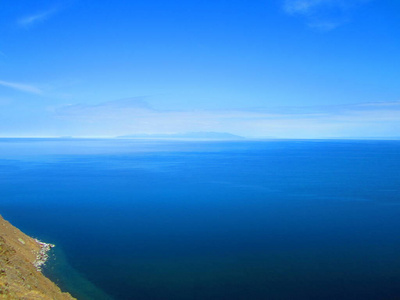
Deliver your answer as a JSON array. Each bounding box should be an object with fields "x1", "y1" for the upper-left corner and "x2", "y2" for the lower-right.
[{"x1": 0, "y1": 214, "x2": 75, "y2": 300}]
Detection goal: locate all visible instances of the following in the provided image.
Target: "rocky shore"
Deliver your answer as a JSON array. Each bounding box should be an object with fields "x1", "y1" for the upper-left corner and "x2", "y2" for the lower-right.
[
  {"x1": 33, "y1": 239, "x2": 55, "y2": 272},
  {"x1": 0, "y1": 214, "x2": 75, "y2": 299}
]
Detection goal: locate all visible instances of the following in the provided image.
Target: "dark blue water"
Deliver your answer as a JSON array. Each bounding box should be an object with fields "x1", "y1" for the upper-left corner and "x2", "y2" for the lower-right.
[{"x1": 1, "y1": 139, "x2": 400, "y2": 300}]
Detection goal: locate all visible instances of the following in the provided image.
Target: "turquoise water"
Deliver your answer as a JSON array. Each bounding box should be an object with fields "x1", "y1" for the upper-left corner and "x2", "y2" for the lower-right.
[{"x1": 1, "y1": 139, "x2": 400, "y2": 299}]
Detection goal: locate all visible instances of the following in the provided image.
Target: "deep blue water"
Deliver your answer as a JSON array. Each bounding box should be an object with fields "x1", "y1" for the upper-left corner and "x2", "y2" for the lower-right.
[{"x1": 1, "y1": 138, "x2": 400, "y2": 300}]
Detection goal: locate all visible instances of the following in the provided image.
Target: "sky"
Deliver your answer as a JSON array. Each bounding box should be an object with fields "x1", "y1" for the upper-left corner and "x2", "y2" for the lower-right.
[{"x1": 0, "y1": 0, "x2": 400, "y2": 138}]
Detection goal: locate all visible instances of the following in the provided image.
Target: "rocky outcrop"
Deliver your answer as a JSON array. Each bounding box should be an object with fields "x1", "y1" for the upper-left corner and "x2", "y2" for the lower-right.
[{"x1": 0, "y1": 214, "x2": 75, "y2": 299}]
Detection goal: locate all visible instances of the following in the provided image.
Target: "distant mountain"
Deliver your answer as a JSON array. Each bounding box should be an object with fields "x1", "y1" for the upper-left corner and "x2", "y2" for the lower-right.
[{"x1": 117, "y1": 132, "x2": 245, "y2": 140}]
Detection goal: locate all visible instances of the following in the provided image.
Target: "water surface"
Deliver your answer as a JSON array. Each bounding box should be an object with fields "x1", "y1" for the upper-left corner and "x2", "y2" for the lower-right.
[{"x1": 1, "y1": 138, "x2": 400, "y2": 299}]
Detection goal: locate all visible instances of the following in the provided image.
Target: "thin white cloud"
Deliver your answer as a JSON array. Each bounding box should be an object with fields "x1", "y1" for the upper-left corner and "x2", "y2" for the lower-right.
[
  {"x1": 283, "y1": 0, "x2": 371, "y2": 30},
  {"x1": 53, "y1": 99, "x2": 400, "y2": 139},
  {"x1": 17, "y1": 8, "x2": 59, "y2": 28},
  {"x1": 284, "y1": 0, "x2": 333, "y2": 15},
  {"x1": 0, "y1": 80, "x2": 43, "y2": 94},
  {"x1": 356, "y1": 101, "x2": 400, "y2": 108}
]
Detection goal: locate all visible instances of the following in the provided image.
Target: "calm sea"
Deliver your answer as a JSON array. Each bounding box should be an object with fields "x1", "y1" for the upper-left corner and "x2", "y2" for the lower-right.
[{"x1": 1, "y1": 138, "x2": 400, "y2": 300}]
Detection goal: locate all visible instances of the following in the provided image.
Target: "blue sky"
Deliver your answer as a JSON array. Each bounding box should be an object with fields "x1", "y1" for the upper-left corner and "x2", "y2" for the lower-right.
[{"x1": 0, "y1": 0, "x2": 399, "y2": 138}]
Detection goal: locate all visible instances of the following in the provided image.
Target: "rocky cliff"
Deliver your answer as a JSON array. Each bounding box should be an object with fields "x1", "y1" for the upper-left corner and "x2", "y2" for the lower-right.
[{"x1": 0, "y1": 214, "x2": 75, "y2": 299}]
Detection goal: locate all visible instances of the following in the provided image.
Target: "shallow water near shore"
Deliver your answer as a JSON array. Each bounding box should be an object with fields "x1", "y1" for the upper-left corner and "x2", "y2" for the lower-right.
[{"x1": 1, "y1": 138, "x2": 400, "y2": 299}]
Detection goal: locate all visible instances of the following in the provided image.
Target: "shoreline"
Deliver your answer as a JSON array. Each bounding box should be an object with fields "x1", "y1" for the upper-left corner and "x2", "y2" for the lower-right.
[
  {"x1": 34, "y1": 239, "x2": 56, "y2": 272},
  {"x1": 0, "y1": 214, "x2": 75, "y2": 299}
]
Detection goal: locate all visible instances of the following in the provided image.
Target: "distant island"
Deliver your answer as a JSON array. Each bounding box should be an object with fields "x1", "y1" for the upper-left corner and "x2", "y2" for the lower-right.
[{"x1": 117, "y1": 132, "x2": 245, "y2": 140}]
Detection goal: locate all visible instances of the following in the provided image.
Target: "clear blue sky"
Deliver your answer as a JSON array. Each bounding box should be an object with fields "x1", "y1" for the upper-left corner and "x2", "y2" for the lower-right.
[{"x1": 1, "y1": 0, "x2": 399, "y2": 138}]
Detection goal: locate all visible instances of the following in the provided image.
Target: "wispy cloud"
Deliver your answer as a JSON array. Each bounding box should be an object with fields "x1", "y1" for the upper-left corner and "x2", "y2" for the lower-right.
[
  {"x1": 53, "y1": 98, "x2": 400, "y2": 138},
  {"x1": 284, "y1": 0, "x2": 332, "y2": 15},
  {"x1": 0, "y1": 80, "x2": 43, "y2": 94},
  {"x1": 17, "y1": 7, "x2": 60, "y2": 28},
  {"x1": 283, "y1": 0, "x2": 371, "y2": 30}
]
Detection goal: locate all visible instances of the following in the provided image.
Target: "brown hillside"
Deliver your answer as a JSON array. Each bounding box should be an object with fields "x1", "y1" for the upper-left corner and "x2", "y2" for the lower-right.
[{"x1": 0, "y1": 214, "x2": 76, "y2": 299}]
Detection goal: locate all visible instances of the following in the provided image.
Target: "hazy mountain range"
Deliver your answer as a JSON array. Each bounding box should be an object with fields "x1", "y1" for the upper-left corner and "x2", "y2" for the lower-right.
[{"x1": 117, "y1": 132, "x2": 245, "y2": 140}]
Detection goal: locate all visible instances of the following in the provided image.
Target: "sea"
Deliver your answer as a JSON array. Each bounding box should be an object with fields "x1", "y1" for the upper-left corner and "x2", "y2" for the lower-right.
[{"x1": 0, "y1": 138, "x2": 400, "y2": 300}]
